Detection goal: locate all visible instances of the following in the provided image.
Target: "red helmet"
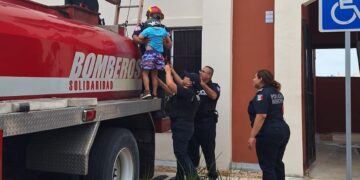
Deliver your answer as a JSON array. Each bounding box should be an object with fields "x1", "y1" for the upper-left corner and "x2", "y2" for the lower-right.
[{"x1": 146, "y1": 6, "x2": 164, "y2": 19}]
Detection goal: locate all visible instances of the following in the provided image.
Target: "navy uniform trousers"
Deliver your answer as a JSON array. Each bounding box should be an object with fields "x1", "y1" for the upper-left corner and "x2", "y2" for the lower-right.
[
  {"x1": 188, "y1": 116, "x2": 218, "y2": 179},
  {"x1": 171, "y1": 118, "x2": 199, "y2": 180},
  {"x1": 256, "y1": 120, "x2": 290, "y2": 180}
]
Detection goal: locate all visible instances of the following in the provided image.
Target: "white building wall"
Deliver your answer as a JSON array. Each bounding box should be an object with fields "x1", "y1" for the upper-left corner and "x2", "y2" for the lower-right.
[
  {"x1": 34, "y1": 0, "x2": 202, "y2": 35},
  {"x1": 111, "y1": 0, "x2": 234, "y2": 169},
  {"x1": 274, "y1": 0, "x2": 310, "y2": 177},
  {"x1": 112, "y1": 0, "x2": 203, "y2": 33},
  {"x1": 202, "y1": 0, "x2": 233, "y2": 169},
  {"x1": 147, "y1": 0, "x2": 234, "y2": 169}
]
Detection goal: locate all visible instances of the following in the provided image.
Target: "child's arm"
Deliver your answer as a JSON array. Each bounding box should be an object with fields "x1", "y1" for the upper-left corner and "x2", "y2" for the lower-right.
[
  {"x1": 132, "y1": 35, "x2": 142, "y2": 44},
  {"x1": 163, "y1": 36, "x2": 172, "y2": 49},
  {"x1": 137, "y1": 34, "x2": 145, "y2": 43}
]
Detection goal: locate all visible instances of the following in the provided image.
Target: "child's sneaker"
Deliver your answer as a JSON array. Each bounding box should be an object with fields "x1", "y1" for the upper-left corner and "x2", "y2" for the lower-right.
[{"x1": 141, "y1": 92, "x2": 152, "y2": 99}]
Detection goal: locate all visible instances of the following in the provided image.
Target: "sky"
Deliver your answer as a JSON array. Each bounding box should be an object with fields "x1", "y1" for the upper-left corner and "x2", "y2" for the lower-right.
[{"x1": 316, "y1": 49, "x2": 360, "y2": 77}]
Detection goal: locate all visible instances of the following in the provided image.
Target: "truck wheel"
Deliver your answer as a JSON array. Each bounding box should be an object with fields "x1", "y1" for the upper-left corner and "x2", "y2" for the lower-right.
[{"x1": 85, "y1": 128, "x2": 139, "y2": 180}]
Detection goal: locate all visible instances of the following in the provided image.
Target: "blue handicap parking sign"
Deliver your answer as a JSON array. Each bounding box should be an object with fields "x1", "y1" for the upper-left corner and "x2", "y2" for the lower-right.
[{"x1": 320, "y1": 0, "x2": 360, "y2": 32}]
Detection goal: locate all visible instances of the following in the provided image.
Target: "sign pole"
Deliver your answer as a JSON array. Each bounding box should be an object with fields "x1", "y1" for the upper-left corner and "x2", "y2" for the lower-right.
[
  {"x1": 345, "y1": 31, "x2": 352, "y2": 180},
  {"x1": 320, "y1": 0, "x2": 354, "y2": 178}
]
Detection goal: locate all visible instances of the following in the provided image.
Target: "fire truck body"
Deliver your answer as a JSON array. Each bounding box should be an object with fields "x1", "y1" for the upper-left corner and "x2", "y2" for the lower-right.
[
  {"x1": 0, "y1": 0, "x2": 141, "y2": 101},
  {"x1": 0, "y1": 0, "x2": 159, "y2": 179}
]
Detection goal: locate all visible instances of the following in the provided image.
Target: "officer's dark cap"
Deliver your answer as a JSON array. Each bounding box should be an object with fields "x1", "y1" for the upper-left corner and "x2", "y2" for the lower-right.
[{"x1": 183, "y1": 71, "x2": 201, "y2": 90}]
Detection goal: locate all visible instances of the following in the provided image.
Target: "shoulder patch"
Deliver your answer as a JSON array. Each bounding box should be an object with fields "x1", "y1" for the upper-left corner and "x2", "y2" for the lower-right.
[
  {"x1": 211, "y1": 83, "x2": 220, "y2": 91},
  {"x1": 257, "y1": 94, "x2": 263, "y2": 101}
]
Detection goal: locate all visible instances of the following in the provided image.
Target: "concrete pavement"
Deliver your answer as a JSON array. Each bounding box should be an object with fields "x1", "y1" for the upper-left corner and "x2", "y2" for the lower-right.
[{"x1": 152, "y1": 172, "x2": 310, "y2": 180}]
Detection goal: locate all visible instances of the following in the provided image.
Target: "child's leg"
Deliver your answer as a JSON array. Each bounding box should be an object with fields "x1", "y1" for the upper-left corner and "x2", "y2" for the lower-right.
[
  {"x1": 150, "y1": 70, "x2": 158, "y2": 97},
  {"x1": 152, "y1": 53, "x2": 165, "y2": 97},
  {"x1": 142, "y1": 70, "x2": 150, "y2": 94}
]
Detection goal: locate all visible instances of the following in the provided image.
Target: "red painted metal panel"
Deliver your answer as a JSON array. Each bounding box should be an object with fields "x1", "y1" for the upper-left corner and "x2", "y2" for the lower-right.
[
  {"x1": 315, "y1": 77, "x2": 360, "y2": 133},
  {"x1": 0, "y1": 0, "x2": 142, "y2": 100},
  {"x1": 232, "y1": 0, "x2": 275, "y2": 163},
  {"x1": 0, "y1": 1, "x2": 139, "y2": 77}
]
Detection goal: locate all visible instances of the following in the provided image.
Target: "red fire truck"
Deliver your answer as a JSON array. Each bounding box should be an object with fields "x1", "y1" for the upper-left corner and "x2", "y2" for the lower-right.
[{"x1": 0, "y1": 0, "x2": 162, "y2": 179}]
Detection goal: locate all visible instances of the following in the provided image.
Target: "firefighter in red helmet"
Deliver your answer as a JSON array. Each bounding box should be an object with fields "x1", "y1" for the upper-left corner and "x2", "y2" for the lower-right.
[
  {"x1": 132, "y1": 6, "x2": 171, "y2": 97},
  {"x1": 137, "y1": 6, "x2": 171, "y2": 99},
  {"x1": 132, "y1": 6, "x2": 169, "y2": 55},
  {"x1": 146, "y1": 6, "x2": 164, "y2": 20}
]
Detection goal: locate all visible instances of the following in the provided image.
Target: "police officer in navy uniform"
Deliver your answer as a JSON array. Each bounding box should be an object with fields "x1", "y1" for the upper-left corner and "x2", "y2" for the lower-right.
[
  {"x1": 247, "y1": 69, "x2": 290, "y2": 180},
  {"x1": 165, "y1": 64, "x2": 200, "y2": 180},
  {"x1": 188, "y1": 66, "x2": 220, "y2": 180}
]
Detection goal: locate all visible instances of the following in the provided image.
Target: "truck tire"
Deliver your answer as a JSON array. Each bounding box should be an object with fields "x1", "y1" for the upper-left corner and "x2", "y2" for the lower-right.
[{"x1": 85, "y1": 128, "x2": 139, "y2": 180}]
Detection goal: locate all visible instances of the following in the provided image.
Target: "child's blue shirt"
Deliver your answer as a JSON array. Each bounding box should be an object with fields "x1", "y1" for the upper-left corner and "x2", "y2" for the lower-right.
[{"x1": 140, "y1": 27, "x2": 168, "y2": 53}]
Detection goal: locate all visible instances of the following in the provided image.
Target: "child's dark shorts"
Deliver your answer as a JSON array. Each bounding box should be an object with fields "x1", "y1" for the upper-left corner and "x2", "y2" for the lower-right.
[{"x1": 141, "y1": 50, "x2": 165, "y2": 70}]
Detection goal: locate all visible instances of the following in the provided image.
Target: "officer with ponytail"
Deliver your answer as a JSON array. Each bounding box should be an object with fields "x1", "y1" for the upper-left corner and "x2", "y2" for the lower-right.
[{"x1": 247, "y1": 69, "x2": 290, "y2": 180}]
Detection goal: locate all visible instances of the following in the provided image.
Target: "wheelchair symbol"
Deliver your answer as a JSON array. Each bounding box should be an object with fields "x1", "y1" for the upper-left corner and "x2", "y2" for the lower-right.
[{"x1": 331, "y1": 0, "x2": 360, "y2": 25}]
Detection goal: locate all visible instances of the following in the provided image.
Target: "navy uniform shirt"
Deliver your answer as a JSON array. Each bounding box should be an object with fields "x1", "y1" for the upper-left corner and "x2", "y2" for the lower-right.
[
  {"x1": 132, "y1": 22, "x2": 170, "y2": 55},
  {"x1": 248, "y1": 85, "x2": 284, "y2": 127},
  {"x1": 196, "y1": 81, "x2": 220, "y2": 117},
  {"x1": 170, "y1": 85, "x2": 200, "y2": 121}
]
